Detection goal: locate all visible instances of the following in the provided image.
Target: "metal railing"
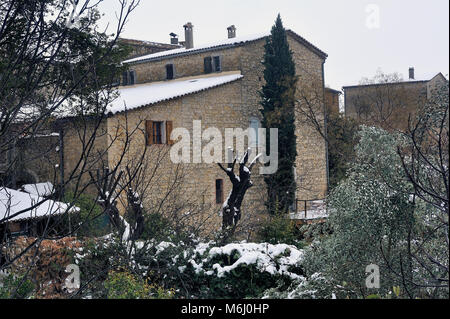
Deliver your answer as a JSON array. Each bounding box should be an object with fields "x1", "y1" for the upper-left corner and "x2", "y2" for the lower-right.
[{"x1": 294, "y1": 198, "x2": 326, "y2": 219}]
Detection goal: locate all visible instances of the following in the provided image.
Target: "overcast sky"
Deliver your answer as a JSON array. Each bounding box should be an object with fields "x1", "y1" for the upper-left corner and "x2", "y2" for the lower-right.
[{"x1": 98, "y1": 0, "x2": 449, "y2": 91}]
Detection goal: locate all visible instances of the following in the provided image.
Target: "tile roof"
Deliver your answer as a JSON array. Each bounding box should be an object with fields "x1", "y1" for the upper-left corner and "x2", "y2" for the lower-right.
[{"x1": 0, "y1": 187, "x2": 78, "y2": 223}]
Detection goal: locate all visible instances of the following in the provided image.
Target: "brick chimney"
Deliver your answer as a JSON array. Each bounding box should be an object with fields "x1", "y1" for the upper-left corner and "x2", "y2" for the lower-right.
[
  {"x1": 409, "y1": 67, "x2": 415, "y2": 80},
  {"x1": 170, "y1": 32, "x2": 178, "y2": 45},
  {"x1": 183, "y1": 22, "x2": 194, "y2": 49},
  {"x1": 227, "y1": 25, "x2": 236, "y2": 39}
]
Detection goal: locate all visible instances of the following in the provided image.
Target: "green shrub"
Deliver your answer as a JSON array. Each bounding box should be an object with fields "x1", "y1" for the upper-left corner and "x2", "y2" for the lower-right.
[
  {"x1": 257, "y1": 215, "x2": 303, "y2": 247},
  {"x1": 0, "y1": 273, "x2": 35, "y2": 299},
  {"x1": 105, "y1": 270, "x2": 173, "y2": 299},
  {"x1": 63, "y1": 192, "x2": 110, "y2": 237}
]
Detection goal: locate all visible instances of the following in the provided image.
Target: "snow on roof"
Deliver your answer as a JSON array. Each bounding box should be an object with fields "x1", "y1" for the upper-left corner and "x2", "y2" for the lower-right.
[
  {"x1": 107, "y1": 72, "x2": 243, "y2": 114},
  {"x1": 21, "y1": 182, "x2": 55, "y2": 197},
  {"x1": 0, "y1": 187, "x2": 78, "y2": 223},
  {"x1": 123, "y1": 32, "x2": 269, "y2": 64}
]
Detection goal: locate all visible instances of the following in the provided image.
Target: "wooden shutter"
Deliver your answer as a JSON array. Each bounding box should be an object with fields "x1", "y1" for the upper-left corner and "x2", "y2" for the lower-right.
[
  {"x1": 122, "y1": 71, "x2": 128, "y2": 86},
  {"x1": 166, "y1": 121, "x2": 174, "y2": 145},
  {"x1": 166, "y1": 64, "x2": 174, "y2": 80},
  {"x1": 129, "y1": 70, "x2": 136, "y2": 85},
  {"x1": 146, "y1": 120, "x2": 153, "y2": 145},
  {"x1": 213, "y1": 56, "x2": 221, "y2": 72}
]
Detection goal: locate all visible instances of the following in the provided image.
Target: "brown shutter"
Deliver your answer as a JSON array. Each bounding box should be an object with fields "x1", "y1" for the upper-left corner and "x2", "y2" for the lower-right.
[
  {"x1": 146, "y1": 120, "x2": 153, "y2": 145},
  {"x1": 166, "y1": 121, "x2": 174, "y2": 145}
]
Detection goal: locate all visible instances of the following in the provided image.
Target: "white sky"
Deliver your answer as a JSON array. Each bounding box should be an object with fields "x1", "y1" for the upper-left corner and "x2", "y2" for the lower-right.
[{"x1": 98, "y1": 0, "x2": 449, "y2": 91}]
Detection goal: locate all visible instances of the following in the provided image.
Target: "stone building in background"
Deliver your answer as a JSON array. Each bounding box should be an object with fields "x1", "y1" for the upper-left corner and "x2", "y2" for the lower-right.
[
  {"x1": 343, "y1": 69, "x2": 448, "y2": 131},
  {"x1": 324, "y1": 87, "x2": 341, "y2": 115},
  {"x1": 118, "y1": 38, "x2": 181, "y2": 60}
]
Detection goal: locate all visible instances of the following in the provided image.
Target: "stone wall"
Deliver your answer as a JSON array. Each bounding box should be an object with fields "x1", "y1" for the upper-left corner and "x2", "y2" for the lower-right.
[
  {"x1": 344, "y1": 81, "x2": 428, "y2": 131},
  {"x1": 107, "y1": 79, "x2": 267, "y2": 237},
  {"x1": 288, "y1": 37, "x2": 328, "y2": 200},
  {"x1": 119, "y1": 38, "x2": 180, "y2": 60},
  {"x1": 129, "y1": 46, "x2": 243, "y2": 84},
  {"x1": 59, "y1": 117, "x2": 109, "y2": 195}
]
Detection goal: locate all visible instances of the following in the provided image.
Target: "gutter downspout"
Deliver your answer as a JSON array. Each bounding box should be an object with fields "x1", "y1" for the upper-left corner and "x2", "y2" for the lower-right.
[{"x1": 321, "y1": 61, "x2": 330, "y2": 194}]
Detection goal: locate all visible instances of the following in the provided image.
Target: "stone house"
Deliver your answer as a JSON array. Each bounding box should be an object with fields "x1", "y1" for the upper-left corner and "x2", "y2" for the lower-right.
[
  {"x1": 103, "y1": 23, "x2": 329, "y2": 235},
  {"x1": 1, "y1": 23, "x2": 330, "y2": 237},
  {"x1": 343, "y1": 69, "x2": 448, "y2": 131}
]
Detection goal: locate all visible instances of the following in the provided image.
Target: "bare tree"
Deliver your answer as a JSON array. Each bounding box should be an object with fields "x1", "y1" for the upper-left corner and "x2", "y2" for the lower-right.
[
  {"x1": 0, "y1": 0, "x2": 142, "y2": 297},
  {"x1": 395, "y1": 82, "x2": 449, "y2": 296}
]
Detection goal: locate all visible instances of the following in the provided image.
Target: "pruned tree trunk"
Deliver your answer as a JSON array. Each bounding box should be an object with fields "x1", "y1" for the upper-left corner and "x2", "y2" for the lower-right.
[
  {"x1": 218, "y1": 149, "x2": 259, "y2": 240},
  {"x1": 90, "y1": 166, "x2": 146, "y2": 242}
]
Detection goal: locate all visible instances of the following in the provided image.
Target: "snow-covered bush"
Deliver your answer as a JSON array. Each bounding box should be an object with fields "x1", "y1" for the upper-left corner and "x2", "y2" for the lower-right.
[
  {"x1": 75, "y1": 236, "x2": 307, "y2": 299},
  {"x1": 263, "y1": 272, "x2": 348, "y2": 299}
]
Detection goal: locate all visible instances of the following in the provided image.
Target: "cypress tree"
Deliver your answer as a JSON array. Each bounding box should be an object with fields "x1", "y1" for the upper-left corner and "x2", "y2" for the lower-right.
[{"x1": 260, "y1": 14, "x2": 298, "y2": 214}]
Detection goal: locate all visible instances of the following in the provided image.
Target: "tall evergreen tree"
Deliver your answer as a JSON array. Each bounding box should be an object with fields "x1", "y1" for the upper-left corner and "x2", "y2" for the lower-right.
[{"x1": 260, "y1": 14, "x2": 298, "y2": 214}]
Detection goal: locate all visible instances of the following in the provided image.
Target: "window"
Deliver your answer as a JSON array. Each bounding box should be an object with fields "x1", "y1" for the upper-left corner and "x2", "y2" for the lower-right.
[
  {"x1": 215, "y1": 179, "x2": 224, "y2": 204},
  {"x1": 249, "y1": 118, "x2": 260, "y2": 147},
  {"x1": 204, "y1": 57, "x2": 212, "y2": 74},
  {"x1": 153, "y1": 121, "x2": 163, "y2": 144},
  {"x1": 145, "y1": 120, "x2": 174, "y2": 145},
  {"x1": 166, "y1": 64, "x2": 174, "y2": 80},
  {"x1": 122, "y1": 70, "x2": 136, "y2": 86},
  {"x1": 204, "y1": 56, "x2": 221, "y2": 74},
  {"x1": 122, "y1": 71, "x2": 128, "y2": 86},
  {"x1": 213, "y1": 56, "x2": 221, "y2": 72}
]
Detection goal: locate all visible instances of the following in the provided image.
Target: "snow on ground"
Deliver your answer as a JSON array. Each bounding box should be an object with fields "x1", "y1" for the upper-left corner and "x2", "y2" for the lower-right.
[
  {"x1": 0, "y1": 187, "x2": 78, "y2": 222},
  {"x1": 290, "y1": 200, "x2": 329, "y2": 220},
  {"x1": 107, "y1": 72, "x2": 243, "y2": 114},
  {"x1": 289, "y1": 209, "x2": 328, "y2": 220}
]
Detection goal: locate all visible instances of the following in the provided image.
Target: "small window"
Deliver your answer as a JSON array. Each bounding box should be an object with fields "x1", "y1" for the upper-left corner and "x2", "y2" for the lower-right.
[
  {"x1": 204, "y1": 57, "x2": 212, "y2": 74},
  {"x1": 129, "y1": 70, "x2": 136, "y2": 85},
  {"x1": 122, "y1": 70, "x2": 136, "y2": 86},
  {"x1": 146, "y1": 120, "x2": 163, "y2": 145},
  {"x1": 153, "y1": 121, "x2": 163, "y2": 144},
  {"x1": 122, "y1": 71, "x2": 128, "y2": 86},
  {"x1": 215, "y1": 179, "x2": 224, "y2": 204},
  {"x1": 146, "y1": 120, "x2": 173, "y2": 145},
  {"x1": 213, "y1": 56, "x2": 221, "y2": 72},
  {"x1": 166, "y1": 64, "x2": 174, "y2": 80}
]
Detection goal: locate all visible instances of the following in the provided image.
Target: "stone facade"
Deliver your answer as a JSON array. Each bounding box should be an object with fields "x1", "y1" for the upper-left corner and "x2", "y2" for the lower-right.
[
  {"x1": 1, "y1": 30, "x2": 329, "y2": 238},
  {"x1": 118, "y1": 38, "x2": 181, "y2": 60},
  {"x1": 343, "y1": 73, "x2": 448, "y2": 131},
  {"x1": 107, "y1": 31, "x2": 329, "y2": 235},
  {"x1": 325, "y1": 88, "x2": 341, "y2": 115}
]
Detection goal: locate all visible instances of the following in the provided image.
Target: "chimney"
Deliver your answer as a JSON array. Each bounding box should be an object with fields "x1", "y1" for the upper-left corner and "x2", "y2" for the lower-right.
[
  {"x1": 183, "y1": 22, "x2": 194, "y2": 49},
  {"x1": 170, "y1": 32, "x2": 178, "y2": 45},
  {"x1": 227, "y1": 25, "x2": 236, "y2": 39},
  {"x1": 409, "y1": 67, "x2": 415, "y2": 80}
]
